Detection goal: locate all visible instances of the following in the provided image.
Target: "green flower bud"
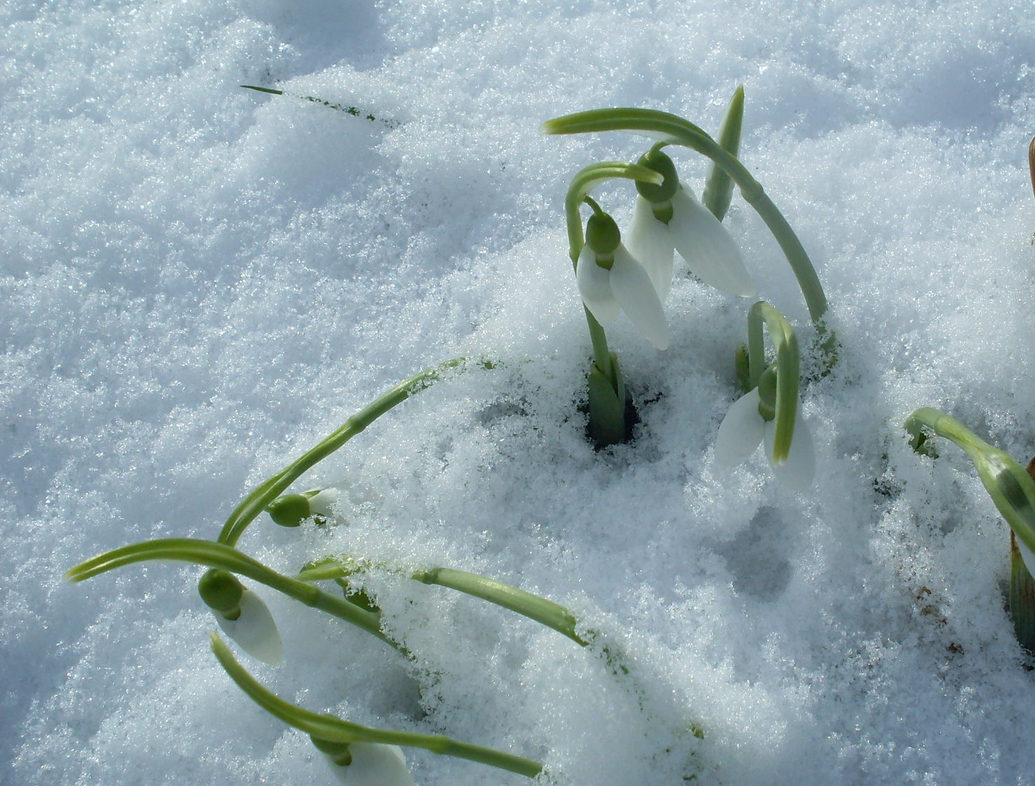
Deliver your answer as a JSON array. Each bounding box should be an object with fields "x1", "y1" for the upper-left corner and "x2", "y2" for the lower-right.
[
  {"x1": 635, "y1": 149, "x2": 679, "y2": 206},
  {"x1": 198, "y1": 569, "x2": 243, "y2": 619}
]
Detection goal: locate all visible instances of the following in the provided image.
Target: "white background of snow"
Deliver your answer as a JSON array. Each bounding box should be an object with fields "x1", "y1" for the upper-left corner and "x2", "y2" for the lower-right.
[{"x1": 2, "y1": 0, "x2": 1034, "y2": 784}]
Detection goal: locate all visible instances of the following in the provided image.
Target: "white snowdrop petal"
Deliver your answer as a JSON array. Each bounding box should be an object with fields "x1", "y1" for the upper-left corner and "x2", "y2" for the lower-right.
[
  {"x1": 714, "y1": 389, "x2": 765, "y2": 468},
  {"x1": 326, "y1": 744, "x2": 416, "y2": 786},
  {"x1": 623, "y1": 196, "x2": 675, "y2": 299},
  {"x1": 670, "y1": 187, "x2": 756, "y2": 297},
  {"x1": 609, "y1": 245, "x2": 669, "y2": 349},
  {"x1": 308, "y1": 487, "x2": 339, "y2": 517},
  {"x1": 765, "y1": 416, "x2": 815, "y2": 491},
  {"x1": 575, "y1": 245, "x2": 620, "y2": 324},
  {"x1": 215, "y1": 589, "x2": 284, "y2": 665}
]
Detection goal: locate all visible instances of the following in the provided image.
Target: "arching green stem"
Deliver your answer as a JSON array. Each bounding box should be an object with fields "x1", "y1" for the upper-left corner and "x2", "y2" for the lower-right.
[
  {"x1": 219, "y1": 358, "x2": 476, "y2": 546},
  {"x1": 299, "y1": 559, "x2": 587, "y2": 646},
  {"x1": 545, "y1": 108, "x2": 828, "y2": 326},
  {"x1": 903, "y1": 408, "x2": 1035, "y2": 557},
  {"x1": 66, "y1": 537, "x2": 394, "y2": 649},
  {"x1": 211, "y1": 635, "x2": 544, "y2": 778},
  {"x1": 745, "y1": 301, "x2": 799, "y2": 463}
]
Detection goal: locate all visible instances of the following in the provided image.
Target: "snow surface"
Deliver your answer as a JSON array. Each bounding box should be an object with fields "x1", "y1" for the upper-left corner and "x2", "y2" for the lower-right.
[{"x1": 3, "y1": 0, "x2": 1035, "y2": 784}]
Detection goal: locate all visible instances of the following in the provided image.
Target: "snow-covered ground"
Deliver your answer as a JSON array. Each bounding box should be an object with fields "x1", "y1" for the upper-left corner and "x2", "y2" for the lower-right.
[{"x1": 3, "y1": 1, "x2": 1035, "y2": 783}]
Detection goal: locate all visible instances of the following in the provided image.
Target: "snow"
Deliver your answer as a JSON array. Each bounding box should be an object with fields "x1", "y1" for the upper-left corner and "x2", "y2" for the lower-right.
[{"x1": 3, "y1": 0, "x2": 1035, "y2": 784}]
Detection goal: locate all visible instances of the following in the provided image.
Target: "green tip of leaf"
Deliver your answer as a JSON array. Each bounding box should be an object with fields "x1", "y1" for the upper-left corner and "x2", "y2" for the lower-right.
[{"x1": 240, "y1": 84, "x2": 284, "y2": 95}]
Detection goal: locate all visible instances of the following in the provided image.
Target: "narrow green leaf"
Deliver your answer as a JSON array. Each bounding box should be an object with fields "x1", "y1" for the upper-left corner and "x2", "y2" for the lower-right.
[
  {"x1": 587, "y1": 362, "x2": 626, "y2": 448},
  {"x1": 703, "y1": 86, "x2": 744, "y2": 221},
  {"x1": 1010, "y1": 531, "x2": 1035, "y2": 653}
]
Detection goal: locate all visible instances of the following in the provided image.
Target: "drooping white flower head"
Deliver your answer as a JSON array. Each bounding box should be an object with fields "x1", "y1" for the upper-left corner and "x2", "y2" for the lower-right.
[
  {"x1": 198, "y1": 569, "x2": 283, "y2": 665},
  {"x1": 577, "y1": 211, "x2": 669, "y2": 350},
  {"x1": 322, "y1": 743, "x2": 416, "y2": 786},
  {"x1": 624, "y1": 149, "x2": 755, "y2": 300},
  {"x1": 714, "y1": 388, "x2": 814, "y2": 489},
  {"x1": 624, "y1": 194, "x2": 676, "y2": 299},
  {"x1": 213, "y1": 587, "x2": 284, "y2": 665}
]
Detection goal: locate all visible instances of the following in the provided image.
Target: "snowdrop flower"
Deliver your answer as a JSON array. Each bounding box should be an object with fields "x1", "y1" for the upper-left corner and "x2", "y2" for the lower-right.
[
  {"x1": 198, "y1": 569, "x2": 283, "y2": 664},
  {"x1": 577, "y1": 208, "x2": 669, "y2": 349},
  {"x1": 624, "y1": 148, "x2": 755, "y2": 299},
  {"x1": 716, "y1": 301, "x2": 812, "y2": 489},
  {"x1": 715, "y1": 385, "x2": 815, "y2": 490},
  {"x1": 313, "y1": 738, "x2": 416, "y2": 786}
]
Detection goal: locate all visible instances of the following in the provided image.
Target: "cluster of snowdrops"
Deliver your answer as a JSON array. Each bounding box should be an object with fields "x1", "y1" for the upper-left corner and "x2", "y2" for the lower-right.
[{"x1": 66, "y1": 91, "x2": 1035, "y2": 784}]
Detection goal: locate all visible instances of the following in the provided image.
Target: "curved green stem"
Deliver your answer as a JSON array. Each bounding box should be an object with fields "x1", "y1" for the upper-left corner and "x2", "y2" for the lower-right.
[
  {"x1": 298, "y1": 559, "x2": 587, "y2": 646},
  {"x1": 563, "y1": 161, "x2": 662, "y2": 267},
  {"x1": 746, "y1": 302, "x2": 799, "y2": 463},
  {"x1": 903, "y1": 408, "x2": 1035, "y2": 557},
  {"x1": 66, "y1": 538, "x2": 394, "y2": 649},
  {"x1": 545, "y1": 108, "x2": 828, "y2": 325},
  {"x1": 211, "y1": 634, "x2": 543, "y2": 778},
  {"x1": 219, "y1": 358, "x2": 475, "y2": 546},
  {"x1": 417, "y1": 567, "x2": 588, "y2": 645}
]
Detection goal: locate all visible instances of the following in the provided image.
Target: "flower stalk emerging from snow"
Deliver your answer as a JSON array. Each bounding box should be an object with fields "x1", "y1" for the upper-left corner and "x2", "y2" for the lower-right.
[
  {"x1": 218, "y1": 357, "x2": 478, "y2": 547},
  {"x1": 904, "y1": 407, "x2": 1035, "y2": 650},
  {"x1": 562, "y1": 161, "x2": 664, "y2": 447},
  {"x1": 715, "y1": 302, "x2": 814, "y2": 488}
]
